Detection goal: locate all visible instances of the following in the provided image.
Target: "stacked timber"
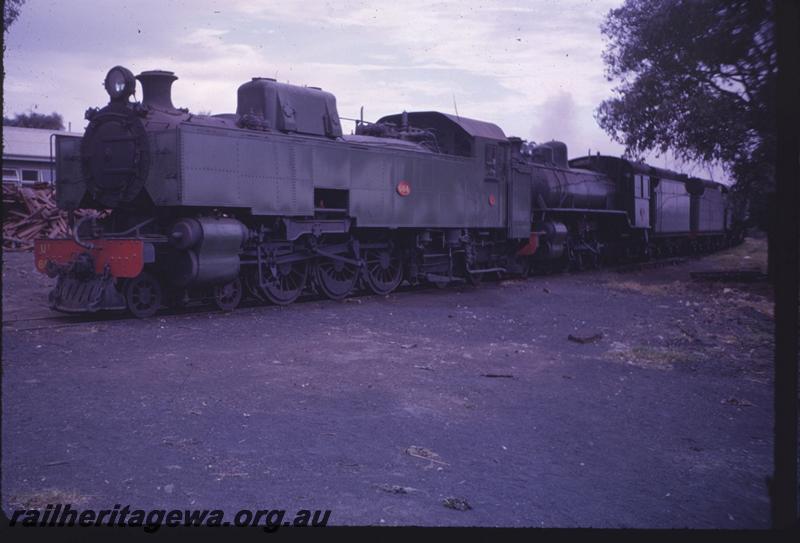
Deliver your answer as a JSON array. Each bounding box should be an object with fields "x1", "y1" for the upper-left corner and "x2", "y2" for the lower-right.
[{"x1": 2, "y1": 184, "x2": 107, "y2": 251}]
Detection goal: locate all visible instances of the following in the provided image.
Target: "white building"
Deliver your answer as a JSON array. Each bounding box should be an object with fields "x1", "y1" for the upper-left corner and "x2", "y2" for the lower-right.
[{"x1": 2, "y1": 126, "x2": 82, "y2": 186}]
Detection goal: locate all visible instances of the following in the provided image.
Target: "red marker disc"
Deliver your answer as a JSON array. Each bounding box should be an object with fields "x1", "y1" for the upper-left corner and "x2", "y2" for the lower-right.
[{"x1": 397, "y1": 181, "x2": 411, "y2": 196}]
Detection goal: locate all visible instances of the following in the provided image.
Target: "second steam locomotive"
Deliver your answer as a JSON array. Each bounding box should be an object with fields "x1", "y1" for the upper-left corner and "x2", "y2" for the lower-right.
[{"x1": 34, "y1": 66, "x2": 742, "y2": 317}]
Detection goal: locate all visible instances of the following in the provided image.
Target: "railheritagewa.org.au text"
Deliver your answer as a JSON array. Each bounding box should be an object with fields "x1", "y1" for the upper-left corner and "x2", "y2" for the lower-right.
[{"x1": 8, "y1": 503, "x2": 331, "y2": 532}]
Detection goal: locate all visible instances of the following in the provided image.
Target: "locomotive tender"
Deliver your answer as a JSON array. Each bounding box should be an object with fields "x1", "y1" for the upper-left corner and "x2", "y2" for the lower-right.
[{"x1": 33, "y1": 66, "x2": 740, "y2": 317}]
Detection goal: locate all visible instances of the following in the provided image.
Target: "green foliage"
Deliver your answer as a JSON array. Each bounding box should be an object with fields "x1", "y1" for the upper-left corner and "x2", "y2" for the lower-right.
[
  {"x1": 4, "y1": 0, "x2": 25, "y2": 32},
  {"x1": 3, "y1": 111, "x2": 65, "y2": 130},
  {"x1": 596, "y1": 0, "x2": 776, "y2": 201}
]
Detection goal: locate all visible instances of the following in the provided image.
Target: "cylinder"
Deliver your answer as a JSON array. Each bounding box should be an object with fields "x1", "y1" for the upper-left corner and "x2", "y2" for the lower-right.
[
  {"x1": 171, "y1": 250, "x2": 199, "y2": 287},
  {"x1": 168, "y1": 217, "x2": 248, "y2": 286},
  {"x1": 170, "y1": 218, "x2": 204, "y2": 249},
  {"x1": 534, "y1": 221, "x2": 568, "y2": 260}
]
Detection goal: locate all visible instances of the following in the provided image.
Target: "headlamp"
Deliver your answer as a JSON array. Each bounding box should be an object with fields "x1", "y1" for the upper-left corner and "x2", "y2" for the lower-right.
[{"x1": 104, "y1": 66, "x2": 136, "y2": 102}]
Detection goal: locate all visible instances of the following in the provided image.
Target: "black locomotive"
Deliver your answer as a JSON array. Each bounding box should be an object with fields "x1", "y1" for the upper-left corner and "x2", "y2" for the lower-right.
[{"x1": 34, "y1": 66, "x2": 743, "y2": 317}]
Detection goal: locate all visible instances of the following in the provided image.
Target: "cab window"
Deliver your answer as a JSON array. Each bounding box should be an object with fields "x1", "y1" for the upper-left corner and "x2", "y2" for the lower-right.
[{"x1": 485, "y1": 144, "x2": 498, "y2": 178}]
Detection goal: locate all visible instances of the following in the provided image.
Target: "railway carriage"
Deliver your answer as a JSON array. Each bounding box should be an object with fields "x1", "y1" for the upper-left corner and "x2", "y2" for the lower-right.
[{"x1": 568, "y1": 155, "x2": 736, "y2": 256}]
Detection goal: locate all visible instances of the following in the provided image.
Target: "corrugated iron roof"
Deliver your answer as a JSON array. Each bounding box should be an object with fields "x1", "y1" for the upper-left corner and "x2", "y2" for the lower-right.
[
  {"x1": 435, "y1": 112, "x2": 506, "y2": 140},
  {"x1": 2, "y1": 126, "x2": 81, "y2": 161}
]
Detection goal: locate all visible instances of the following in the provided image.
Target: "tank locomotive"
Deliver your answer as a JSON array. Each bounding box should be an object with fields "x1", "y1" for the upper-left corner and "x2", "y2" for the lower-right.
[{"x1": 33, "y1": 66, "x2": 740, "y2": 317}]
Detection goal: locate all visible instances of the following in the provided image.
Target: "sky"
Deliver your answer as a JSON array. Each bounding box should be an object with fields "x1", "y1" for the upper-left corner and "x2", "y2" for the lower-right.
[{"x1": 2, "y1": 0, "x2": 727, "y2": 182}]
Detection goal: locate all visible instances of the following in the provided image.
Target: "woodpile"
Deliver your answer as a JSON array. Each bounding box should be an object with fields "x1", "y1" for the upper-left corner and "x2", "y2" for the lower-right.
[{"x1": 2, "y1": 184, "x2": 106, "y2": 251}]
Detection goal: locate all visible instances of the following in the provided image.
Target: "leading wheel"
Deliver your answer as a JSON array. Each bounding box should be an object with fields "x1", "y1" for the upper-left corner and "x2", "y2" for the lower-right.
[
  {"x1": 214, "y1": 278, "x2": 242, "y2": 311},
  {"x1": 363, "y1": 248, "x2": 403, "y2": 295},
  {"x1": 314, "y1": 257, "x2": 360, "y2": 300},
  {"x1": 125, "y1": 271, "x2": 162, "y2": 318}
]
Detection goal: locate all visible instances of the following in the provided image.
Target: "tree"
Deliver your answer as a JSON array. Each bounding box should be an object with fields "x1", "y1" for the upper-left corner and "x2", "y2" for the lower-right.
[
  {"x1": 3, "y1": 111, "x2": 65, "y2": 130},
  {"x1": 4, "y1": 0, "x2": 25, "y2": 32},
  {"x1": 596, "y1": 0, "x2": 776, "y2": 225}
]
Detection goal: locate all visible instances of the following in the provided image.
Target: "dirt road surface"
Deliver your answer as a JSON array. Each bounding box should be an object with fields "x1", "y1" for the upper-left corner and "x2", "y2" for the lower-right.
[{"x1": 1, "y1": 238, "x2": 775, "y2": 527}]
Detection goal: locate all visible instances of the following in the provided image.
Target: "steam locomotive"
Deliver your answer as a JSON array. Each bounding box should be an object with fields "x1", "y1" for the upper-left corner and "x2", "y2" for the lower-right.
[{"x1": 33, "y1": 66, "x2": 741, "y2": 317}]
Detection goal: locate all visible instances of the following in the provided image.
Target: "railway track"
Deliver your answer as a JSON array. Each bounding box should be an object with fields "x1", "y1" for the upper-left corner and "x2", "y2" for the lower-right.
[
  {"x1": 612, "y1": 256, "x2": 687, "y2": 273},
  {"x1": 3, "y1": 255, "x2": 700, "y2": 332},
  {"x1": 1, "y1": 283, "x2": 424, "y2": 331},
  {"x1": 3, "y1": 312, "x2": 154, "y2": 332}
]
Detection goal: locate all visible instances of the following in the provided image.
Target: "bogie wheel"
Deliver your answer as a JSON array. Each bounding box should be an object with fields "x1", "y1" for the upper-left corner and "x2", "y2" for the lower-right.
[
  {"x1": 363, "y1": 248, "x2": 403, "y2": 295},
  {"x1": 125, "y1": 271, "x2": 163, "y2": 318},
  {"x1": 314, "y1": 257, "x2": 360, "y2": 300},
  {"x1": 214, "y1": 277, "x2": 243, "y2": 311},
  {"x1": 259, "y1": 259, "x2": 309, "y2": 305}
]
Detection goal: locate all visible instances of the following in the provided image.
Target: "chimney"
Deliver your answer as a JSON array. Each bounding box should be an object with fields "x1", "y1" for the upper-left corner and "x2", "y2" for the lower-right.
[{"x1": 136, "y1": 70, "x2": 178, "y2": 110}]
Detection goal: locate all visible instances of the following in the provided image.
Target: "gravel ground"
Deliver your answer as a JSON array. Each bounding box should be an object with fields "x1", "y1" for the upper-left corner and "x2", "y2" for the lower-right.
[{"x1": 1, "y1": 237, "x2": 776, "y2": 527}]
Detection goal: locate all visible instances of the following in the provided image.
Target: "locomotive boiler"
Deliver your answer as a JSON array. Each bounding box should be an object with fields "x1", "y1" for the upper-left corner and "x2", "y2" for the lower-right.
[{"x1": 33, "y1": 65, "x2": 739, "y2": 317}]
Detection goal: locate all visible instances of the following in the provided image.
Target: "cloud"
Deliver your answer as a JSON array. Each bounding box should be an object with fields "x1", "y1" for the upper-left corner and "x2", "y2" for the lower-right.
[
  {"x1": 1, "y1": 0, "x2": 728, "y2": 183},
  {"x1": 4, "y1": 0, "x2": 620, "y2": 130},
  {"x1": 529, "y1": 92, "x2": 580, "y2": 144},
  {"x1": 224, "y1": 0, "x2": 614, "y2": 103}
]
